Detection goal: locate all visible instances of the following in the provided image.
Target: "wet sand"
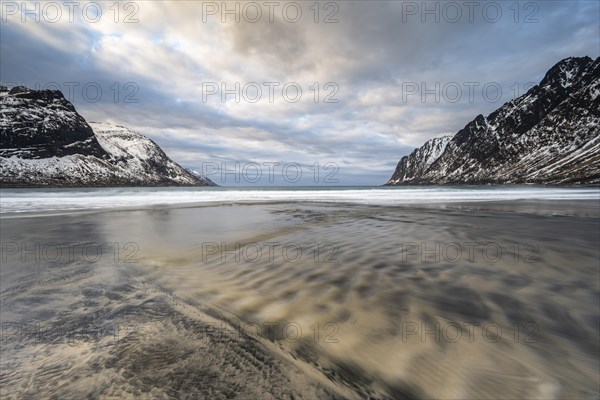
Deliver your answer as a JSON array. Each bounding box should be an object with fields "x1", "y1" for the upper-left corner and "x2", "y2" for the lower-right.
[{"x1": 1, "y1": 201, "x2": 599, "y2": 399}]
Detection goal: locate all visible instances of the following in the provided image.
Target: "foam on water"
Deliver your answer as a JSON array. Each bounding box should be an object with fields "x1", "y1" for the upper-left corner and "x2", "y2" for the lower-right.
[{"x1": 1, "y1": 186, "x2": 598, "y2": 213}]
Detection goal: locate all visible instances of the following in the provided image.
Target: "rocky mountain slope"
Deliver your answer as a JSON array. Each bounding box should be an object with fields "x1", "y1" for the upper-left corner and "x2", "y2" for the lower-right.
[
  {"x1": 0, "y1": 86, "x2": 214, "y2": 187},
  {"x1": 386, "y1": 56, "x2": 600, "y2": 185}
]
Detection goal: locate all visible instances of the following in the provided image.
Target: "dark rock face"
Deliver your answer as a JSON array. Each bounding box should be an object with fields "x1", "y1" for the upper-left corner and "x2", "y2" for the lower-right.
[
  {"x1": 388, "y1": 136, "x2": 452, "y2": 184},
  {"x1": 386, "y1": 56, "x2": 600, "y2": 185},
  {"x1": 0, "y1": 86, "x2": 108, "y2": 159},
  {"x1": 0, "y1": 86, "x2": 214, "y2": 187}
]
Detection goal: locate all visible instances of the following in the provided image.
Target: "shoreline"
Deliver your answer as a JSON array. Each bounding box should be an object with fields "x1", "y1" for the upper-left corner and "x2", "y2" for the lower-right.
[{"x1": 1, "y1": 198, "x2": 598, "y2": 219}]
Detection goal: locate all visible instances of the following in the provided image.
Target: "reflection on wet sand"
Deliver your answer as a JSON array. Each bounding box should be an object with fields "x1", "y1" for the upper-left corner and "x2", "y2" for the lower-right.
[{"x1": 1, "y1": 202, "x2": 599, "y2": 399}]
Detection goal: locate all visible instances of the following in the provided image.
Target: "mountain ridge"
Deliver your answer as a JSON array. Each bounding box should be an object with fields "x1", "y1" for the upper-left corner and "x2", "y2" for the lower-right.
[
  {"x1": 386, "y1": 56, "x2": 600, "y2": 185},
  {"x1": 0, "y1": 86, "x2": 215, "y2": 187}
]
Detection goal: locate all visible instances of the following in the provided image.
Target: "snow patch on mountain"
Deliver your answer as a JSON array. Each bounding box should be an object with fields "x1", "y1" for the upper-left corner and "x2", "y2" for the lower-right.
[
  {"x1": 0, "y1": 87, "x2": 214, "y2": 187},
  {"x1": 388, "y1": 136, "x2": 452, "y2": 184},
  {"x1": 386, "y1": 56, "x2": 600, "y2": 185}
]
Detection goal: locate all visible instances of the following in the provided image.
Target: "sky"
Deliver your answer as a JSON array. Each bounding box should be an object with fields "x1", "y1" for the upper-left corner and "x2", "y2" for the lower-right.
[{"x1": 1, "y1": 0, "x2": 599, "y2": 185}]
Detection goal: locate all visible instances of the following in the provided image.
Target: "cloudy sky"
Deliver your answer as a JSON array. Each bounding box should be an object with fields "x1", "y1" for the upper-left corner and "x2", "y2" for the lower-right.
[{"x1": 1, "y1": 1, "x2": 599, "y2": 185}]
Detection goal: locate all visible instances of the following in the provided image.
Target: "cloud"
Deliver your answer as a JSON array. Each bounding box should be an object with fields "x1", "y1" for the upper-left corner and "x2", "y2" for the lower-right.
[{"x1": 1, "y1": 0, "x2": 599, "y2": 185}]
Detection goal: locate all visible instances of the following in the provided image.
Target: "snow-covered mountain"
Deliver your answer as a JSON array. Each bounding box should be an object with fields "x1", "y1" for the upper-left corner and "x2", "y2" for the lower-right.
[
  {"x1": 388, "y1": 136, "x2": 452, "y2": 183},
  {"x1": 0, "y1": 86, "x2": 214, "y2": 187},
  {"x1": 386, "y1": 56, "x2": 600, "y2": 185}
]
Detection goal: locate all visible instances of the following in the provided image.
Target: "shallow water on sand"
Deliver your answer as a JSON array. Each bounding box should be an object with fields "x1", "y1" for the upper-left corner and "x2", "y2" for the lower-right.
[{"x1": 1, "y1": 202, "x2": 599, "y2": 399}]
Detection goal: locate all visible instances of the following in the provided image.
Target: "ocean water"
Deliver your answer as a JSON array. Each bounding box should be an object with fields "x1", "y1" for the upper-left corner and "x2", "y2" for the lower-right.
[
  {"x1": 1, "y1": 185, "x2": 599, "y2": 213},
  {"x1": 1, "y1": 187, "x2": 599, "y2": 399}
]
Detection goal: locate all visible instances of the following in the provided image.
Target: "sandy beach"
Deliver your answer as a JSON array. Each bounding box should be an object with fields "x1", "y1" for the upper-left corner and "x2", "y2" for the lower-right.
[{"x1": 1, "y1": 199, "x2": 599, "y2": 399}]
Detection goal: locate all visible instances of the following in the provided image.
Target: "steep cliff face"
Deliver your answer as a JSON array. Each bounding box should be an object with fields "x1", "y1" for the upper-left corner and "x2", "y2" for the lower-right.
[
  {"x1": 387, "y1": 56, "x2": 600, "y2": 185},
  {"x1": 388, "y1": 136, "x2": 452, "y2": 184},
  {"x1": 0, "y1": 86, "x2": 107, "y2": 159},
  {"x1": 0, "y1": 86, "x2": 214, "y2": 187}
]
